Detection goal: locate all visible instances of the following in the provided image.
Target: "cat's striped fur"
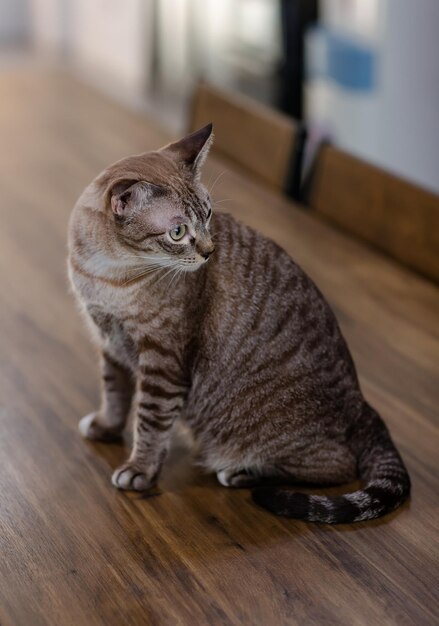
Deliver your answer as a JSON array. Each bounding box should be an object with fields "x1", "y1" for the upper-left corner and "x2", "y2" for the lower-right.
[{"x1": 68, "y1": 124, "x2": 410, "y2": 523}]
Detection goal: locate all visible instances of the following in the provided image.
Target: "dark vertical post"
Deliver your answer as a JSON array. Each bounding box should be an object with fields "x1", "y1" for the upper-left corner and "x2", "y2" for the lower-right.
[{"x1": 278, "y1": 0, "x2": 319, "y2": 120}]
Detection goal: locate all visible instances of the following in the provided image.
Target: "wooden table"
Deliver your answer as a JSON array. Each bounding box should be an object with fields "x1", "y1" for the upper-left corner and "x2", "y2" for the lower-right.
[{"x1": 0, "y1": 68, "x2": 438, "y2": 626}]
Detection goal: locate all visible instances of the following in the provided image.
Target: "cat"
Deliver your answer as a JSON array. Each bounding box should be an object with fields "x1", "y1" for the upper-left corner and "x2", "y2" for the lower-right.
[{"x1": 68, "y1": 123, "x2": 410, "y2": 524}]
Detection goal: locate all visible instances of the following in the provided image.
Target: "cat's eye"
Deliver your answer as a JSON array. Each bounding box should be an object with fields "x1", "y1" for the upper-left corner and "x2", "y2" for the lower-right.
[
  {"x1": 169, "y1": 224, "x2": 187, "y2": 241},
  {"x1": 207, "y1": 208, "x2": 212, "y2": 219}
]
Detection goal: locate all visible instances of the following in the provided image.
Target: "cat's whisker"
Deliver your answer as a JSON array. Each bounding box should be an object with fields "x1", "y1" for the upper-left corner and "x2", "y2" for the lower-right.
[
  {"x1": 213, "y1": 198, "x2": 232, "y2": 205},
  {"x1": 124, "y1": 255, "x2": 170, "y2": 266},
  {"x1": 128, "y1": 262, "x2": 167, "y2": 274},
  {"x1": 209, "y1": 170, "x2": 227, "y2": 196},
  {"x1": 166, "y1": 265, "x2": 183, "y2": 295},
  {"x1": 206, "y1": 170, "x2": 217, "y2": 190},
  {"x1": 164, "y1": 266, "x2": 177, "y2": 294},
  {"x1": 124, "y1": 261, "x2": 165, "y2": 271},
  {"x1": 152, "y1": 264, "x2": 179, "y2": 288},
  {"x1": 125, "y1": 254, "x2": 169, "y2": 260},
  {"x1": 121, "y1": 262, "x2": 170, "y2": 285},
  {"x1": 122, "y1": 268, "x2": 161, "y2": 286}
]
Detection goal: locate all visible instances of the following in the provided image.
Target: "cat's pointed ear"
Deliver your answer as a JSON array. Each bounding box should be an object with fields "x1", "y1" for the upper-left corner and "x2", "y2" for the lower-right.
[
  {"x1": 162, "y1": 123, "x2": 213, "y2": 176},
  {"x1": 109, "y1": 180, "x2": 162, "y2": 217}
]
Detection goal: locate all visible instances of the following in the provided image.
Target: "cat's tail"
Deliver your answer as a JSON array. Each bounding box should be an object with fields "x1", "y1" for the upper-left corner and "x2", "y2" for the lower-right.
[{"x1": 251, "y1": 404, "x2": 411, "y2": 524}]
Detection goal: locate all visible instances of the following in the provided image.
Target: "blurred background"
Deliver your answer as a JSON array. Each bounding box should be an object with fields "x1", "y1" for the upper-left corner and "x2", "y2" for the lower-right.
[
  {"x1": 1, "y1": 6, "x2": 438, "y2": 623},
  {"x1": 1, "y1": 0, "x2": 438, "y2": 194}
]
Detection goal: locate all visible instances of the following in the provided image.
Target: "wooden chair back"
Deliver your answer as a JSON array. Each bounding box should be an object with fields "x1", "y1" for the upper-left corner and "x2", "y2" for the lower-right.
[
  {"x1": 189, "y1": 81, "x2": 305, "y2": 199},
  {"x1": 305, "y1": 143, "x2": 439, "y2": 282}
]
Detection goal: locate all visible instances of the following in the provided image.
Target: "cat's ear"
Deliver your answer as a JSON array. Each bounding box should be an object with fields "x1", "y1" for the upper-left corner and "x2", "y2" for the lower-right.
[
  {"x1": 162, "y1": 123, "x2": 213, "y2": 176},
  {"x1": 109, "y1": 180, "x2": 162, "y2": 217}
]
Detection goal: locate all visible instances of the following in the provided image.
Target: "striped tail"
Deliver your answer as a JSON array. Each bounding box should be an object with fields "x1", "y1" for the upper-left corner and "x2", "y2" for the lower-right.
[{"x1": 252, "y1": 404, "x2": 411, "y2": 524}]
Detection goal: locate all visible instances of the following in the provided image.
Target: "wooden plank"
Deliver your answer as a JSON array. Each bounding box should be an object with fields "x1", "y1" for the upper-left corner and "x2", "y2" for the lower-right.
[
  {"x1": 190, "y1": 81, "x2": 302, "y2": 193},
  {"x1": 0, "y1": 67, "x2": 438, "y2": 626},
  {"x1": 306, "y1": 143, "x2": 439, "y2": 283}
]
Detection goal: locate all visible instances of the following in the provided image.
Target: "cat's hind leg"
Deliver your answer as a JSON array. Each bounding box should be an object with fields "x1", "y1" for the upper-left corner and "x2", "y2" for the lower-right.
[
  {"x1": 79, "y1": 351, "x2": 135, "y2": 442},
  {"x1": 216, "y1": 468, "x2": 261, "y2": 488},
  {"x1": 217, "y1": 451, "x2": 356, "y2": 490}
]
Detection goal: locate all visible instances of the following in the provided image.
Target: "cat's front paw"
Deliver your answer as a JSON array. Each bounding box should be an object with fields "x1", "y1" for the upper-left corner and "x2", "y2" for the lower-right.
[
  {"x1": 78, "y1": 412, "x2": 123, "y2": 442},
  {"x1": 111, "y1": 461, "x2": 157, "y2": 491}
]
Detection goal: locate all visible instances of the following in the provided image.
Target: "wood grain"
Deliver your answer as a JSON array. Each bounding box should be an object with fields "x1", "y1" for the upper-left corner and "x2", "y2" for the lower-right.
[
  {"x1": 305, "y1": 143, "x2": 439, "y2": 283},
  {"x1": 0, "y1": 67, "x2": 438, "y2": 626}
]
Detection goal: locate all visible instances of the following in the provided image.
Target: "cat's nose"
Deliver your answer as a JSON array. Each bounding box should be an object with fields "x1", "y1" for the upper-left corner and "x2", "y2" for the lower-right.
[{"x1": 202, "y1": 247, "x2": 215, "y2": 260}]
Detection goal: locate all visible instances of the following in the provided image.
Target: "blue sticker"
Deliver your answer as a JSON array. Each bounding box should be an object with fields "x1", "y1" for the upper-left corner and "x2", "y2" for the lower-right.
[{"x1": 307, "y1": 26, "x2": 377, "y2": 92}]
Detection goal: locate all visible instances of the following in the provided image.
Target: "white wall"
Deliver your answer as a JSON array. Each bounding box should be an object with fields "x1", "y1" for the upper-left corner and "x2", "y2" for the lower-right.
[
  {"x1": 377, "y1": 0, "x2": 439, "y2": 193},
  {"x1": 28, "y1": 0, "x2": 66, "y2": 53},
  {"x1": 28, "y1": 0, "x2": 154, "y2": 96},
  {"x1": 67, "y1": 0, "x2": 153, "y2": 94},
  {"x1": 307, "y1": 0, "x2": 439, "y2": 194},
  {"x1": 0, "y1": 0, "x2": 30, "y2": 45}
]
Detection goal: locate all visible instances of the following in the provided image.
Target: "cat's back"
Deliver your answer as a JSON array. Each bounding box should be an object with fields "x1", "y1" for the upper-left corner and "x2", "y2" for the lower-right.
[
  {"x1": 187, "y1": 210, "x2": 358, "y2": 435},
  {"x1": 207, "y1": 210, "x2": 322, "y2": 325},
  {"x1": 209, "y1": 210, "x2": 302, "y2": 293},
  {"x1": 200, "y1": 210, "x2": 346, "y2": 371}
]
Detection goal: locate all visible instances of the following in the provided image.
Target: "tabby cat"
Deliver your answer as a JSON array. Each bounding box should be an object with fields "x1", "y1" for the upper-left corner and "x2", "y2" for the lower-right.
[{"x1": 68, "y1": 124, "x2": 410, "y2": 523}]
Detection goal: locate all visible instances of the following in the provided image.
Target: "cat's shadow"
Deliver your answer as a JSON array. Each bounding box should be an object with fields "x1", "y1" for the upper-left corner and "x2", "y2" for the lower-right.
[
  {"x1": 87, "y1": 420, "x2": 209, "y2": 492},
  {"x1": 86, "y1": 421, "x2": 409, "y2": 538}
]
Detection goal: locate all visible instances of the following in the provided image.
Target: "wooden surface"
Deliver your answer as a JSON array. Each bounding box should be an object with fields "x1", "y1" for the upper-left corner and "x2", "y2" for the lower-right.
[
  {"x1": 190, "y1": 81, "x2": 299, "y2": 191},
  {"x1": 0, "y1": 68, "x2": 438, "y2": 626},
  {"x1": 306, "y1": 143, "x2": 439, "y2": 283}
]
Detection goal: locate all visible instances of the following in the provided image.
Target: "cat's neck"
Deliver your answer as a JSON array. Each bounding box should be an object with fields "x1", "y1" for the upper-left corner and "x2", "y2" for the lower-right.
[{"x1": 77, "y1": 245, "x2": 204, "y2": 308}]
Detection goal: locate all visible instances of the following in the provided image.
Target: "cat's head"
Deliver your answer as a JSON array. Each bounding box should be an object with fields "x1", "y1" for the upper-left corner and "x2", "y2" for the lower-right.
[{"x1": 100, "y1": 124, "x2": 215, "y2": 272}]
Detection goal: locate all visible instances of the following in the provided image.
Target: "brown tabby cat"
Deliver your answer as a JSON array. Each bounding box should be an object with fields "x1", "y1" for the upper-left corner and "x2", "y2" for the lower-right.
[{"x1": 68, "y1": 124, "x2": 410, "y2": 524}]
